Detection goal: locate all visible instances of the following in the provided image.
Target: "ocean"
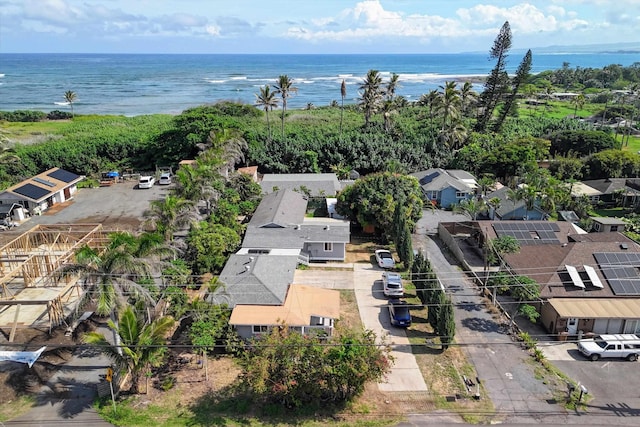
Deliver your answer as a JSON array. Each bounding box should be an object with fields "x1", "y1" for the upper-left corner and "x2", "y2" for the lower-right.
[{"x1": 1, "y1": 52, "x2": 638, "y2": 116}]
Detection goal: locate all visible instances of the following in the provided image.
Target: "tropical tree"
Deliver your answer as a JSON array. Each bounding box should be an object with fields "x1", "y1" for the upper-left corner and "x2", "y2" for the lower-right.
[
  {"x1": 476, "y1": 21, "x2": 512, "y2": 132},
  {"x1": 571, "y1": 93, "x2": 586, "y2": 118},
  {"x1": 386, "y1": 73, "x2": 400, "y2": 101},
  {"x1": 143, "y1": 195, "x2": 197, "y2": 241},
  {"x1": 453, "y1": 198, "x2": 487, "y2": 220},
  {"x1": 460, "y1": 81, "x2": 478, "y2": 116},
  {"x1": 359, "y1": 69, "x2": 384, "y2": 127},
  {"x1": 63, "y1": 233, "x2": 157, "y2": 317},
  {"x1": 64, "y1": 90, "x2": 77, "y2": 117},
  {"x1": 84, "y1": 305, "x2": 175, "y2": 394},
  {"x1": 273, "y1": 75, "x2": 298, "y2": 140},
  {"x1": 493, "y1": 49, "x2": 532, "y2": 132},
  {"x1": 254, "y1": 85, "x2": 279, "y2": 140},
  {"x1": 438, "y1": 81, "x2": 461, "y2": 133}
]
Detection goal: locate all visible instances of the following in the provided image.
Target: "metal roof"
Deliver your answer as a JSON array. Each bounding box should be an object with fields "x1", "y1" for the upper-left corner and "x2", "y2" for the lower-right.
[{"x1": 549, "y1": 298, "x2": 640, "y2": 319}]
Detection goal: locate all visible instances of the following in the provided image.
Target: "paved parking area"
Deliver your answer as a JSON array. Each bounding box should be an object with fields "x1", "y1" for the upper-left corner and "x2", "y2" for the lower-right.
[{"x1": 10, "y1": 180, "x2": 171, "y2": 234}]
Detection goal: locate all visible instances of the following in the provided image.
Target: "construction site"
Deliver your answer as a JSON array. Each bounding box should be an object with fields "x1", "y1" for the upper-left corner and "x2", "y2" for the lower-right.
[{"x1": 0, "y1": 224, "x2": 108, "y2": 343}]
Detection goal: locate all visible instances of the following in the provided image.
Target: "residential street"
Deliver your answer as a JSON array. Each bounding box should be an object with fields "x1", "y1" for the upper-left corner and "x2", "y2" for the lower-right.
[{"x1": 410, "y1": 210, "x2": 640, "y2": 425}]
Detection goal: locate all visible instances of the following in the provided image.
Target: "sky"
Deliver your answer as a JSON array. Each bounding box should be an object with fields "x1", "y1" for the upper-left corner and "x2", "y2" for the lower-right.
[{"x1": 1, "y1": 0, "x2": 639, "y2": 54}]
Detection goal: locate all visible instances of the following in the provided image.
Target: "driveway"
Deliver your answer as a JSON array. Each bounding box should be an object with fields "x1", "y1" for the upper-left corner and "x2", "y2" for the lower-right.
[{"x1": 353, "y1": 264, "x2": 428, "y2": 392}]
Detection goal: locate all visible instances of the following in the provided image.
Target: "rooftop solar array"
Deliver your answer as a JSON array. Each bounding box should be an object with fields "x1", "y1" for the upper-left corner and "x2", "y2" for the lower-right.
[
  {"x1": 13, "y1": 183, "x2": 50, "y2": 201},
  {"x1": 493, "y1": 222, "x2": 561, "y2": 245},
  {"x1": 47, "y1": 169, "x2": 80, "y2": 183},
  {"x1": 594, "y1": 252, "x2": 640, "y2": 296},
  {"x1": 565, "y1": 265, "x2": 585, "y2": 288}
]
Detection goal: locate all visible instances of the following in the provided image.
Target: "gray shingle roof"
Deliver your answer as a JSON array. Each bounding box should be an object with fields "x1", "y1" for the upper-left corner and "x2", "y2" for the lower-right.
[
  {"x1": 410, "y1": 168, "x2": 476, "y2": 192},
  {"x1": 260, "y1": 173, "x2": 342, "y2": 197},
  {"x1": 248, "y1": 189, "x2": 307, "y2": 228},
  {"x1": 210, "y1": 254, "x2": 299, "y2": 306},
  {"x1": 242, "y1": 218, "x2": 350, "y2": 249}
]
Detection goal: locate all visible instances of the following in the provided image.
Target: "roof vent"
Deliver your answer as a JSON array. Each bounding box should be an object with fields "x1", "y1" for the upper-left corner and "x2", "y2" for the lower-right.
[
  {"x1": 325, "y1": 225, "x2": 330, "y2": 230},
  {"x1": 621, "y1": 243, "x2": 629, "y2": 250},
  {"x1": 245, "y1": 265, "x2": 251, "y2": 272},
  {"x1": 294, "y1": 224, "x2": 300, "y2": 230}
]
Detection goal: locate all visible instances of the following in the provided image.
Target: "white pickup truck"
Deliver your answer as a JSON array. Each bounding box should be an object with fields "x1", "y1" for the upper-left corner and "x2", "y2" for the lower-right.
[{"x1": 578, "y1": 334, "x2": 640, "y2": 361}]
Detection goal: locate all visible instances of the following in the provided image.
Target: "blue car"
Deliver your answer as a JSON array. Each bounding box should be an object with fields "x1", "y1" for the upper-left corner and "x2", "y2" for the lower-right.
[{"x1": 388, "y1": 299, "x2": 411, "y2": 327}]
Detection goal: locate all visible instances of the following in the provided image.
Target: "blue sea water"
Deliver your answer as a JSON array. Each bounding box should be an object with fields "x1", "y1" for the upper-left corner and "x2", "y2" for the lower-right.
[{"x1": 0, "y1": 52, "x2": 638, "y2": 116}]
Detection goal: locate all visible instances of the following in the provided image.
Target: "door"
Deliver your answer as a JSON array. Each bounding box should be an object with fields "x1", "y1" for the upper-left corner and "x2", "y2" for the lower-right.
[{"x1": 567, "y1": 318, "x2": 578, "y2": 334}]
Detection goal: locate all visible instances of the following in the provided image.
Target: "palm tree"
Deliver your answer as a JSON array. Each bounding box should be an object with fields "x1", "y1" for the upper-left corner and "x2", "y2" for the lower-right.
[
  {"x1": 174, "y1": 162, "x2": 224, "y2": 216},
  {"x1": 506, "y1": 187, "x2": 522, "y2": 220},
  {"x1": 453, "y1": 198, "x2": 487, "y2": 220},
  {"x1": 437, "y1": 81, "x2": 461, "y2": 133},
  {"x1": 381, "y1": 99, "x2": 397, "y2": 133},
  {"x1": 459, "y1": 81, "x2": 478, "y2": 116},
  {"x1": 206, "y1": 129, "x2": 248, "y2": 178},
  {"x1": 254, "y1": 85, "x2": 279, "y2": 140},
  {"x1": 273, "y1": 75, "x2": 298, "y2": 140},
  {"x1": 62, "y1": 233, "x2": 157, "y2": 317},
  {"x1": 359, "y1": 70, "x2": 383, "y2": 127},
  {"x1": 143, "y1": 195, "x2": 197, "y2": 241},
  {"x1": 84, "y1": 305, "x2": 174, "y2": 394},
  {"x1": 386, "y1": 73, "x2": 400, "y2": 101},
  {"x1": 340, "y1": 79, "x2": 347, "y2": 140},
  {"x1": 64, "y1": 90, "x2": 77, "y2": 117},
  {"x1": 571, "y1": 93, "x2": 586, "y2": 118}
]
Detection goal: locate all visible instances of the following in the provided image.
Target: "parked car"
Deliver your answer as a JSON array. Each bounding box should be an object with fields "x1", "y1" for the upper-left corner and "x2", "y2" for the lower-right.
[
  {"x1": 158, "y1": 172, "x2": 172, "y2": 185},
  {"x1": 578, "y1": 334, "x2": 640, "y2": 361},
  {"x1": 382, "y1": 271, "x2": 404, "y2": 297},
  {"x1": 375, "y1": 249, "x2": 395, "y2": 269},
  {"x1": 388, "y1": 299, "x2": 411, "y2": 327},
  {"x1": 138, "y1": 175, "x2": 155, "y2": 189}
]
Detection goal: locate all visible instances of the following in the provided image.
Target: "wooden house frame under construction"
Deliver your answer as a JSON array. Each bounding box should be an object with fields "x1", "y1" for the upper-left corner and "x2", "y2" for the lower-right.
[{"x1": 0, "y1": 224, "x2": 108, "y2": 342}]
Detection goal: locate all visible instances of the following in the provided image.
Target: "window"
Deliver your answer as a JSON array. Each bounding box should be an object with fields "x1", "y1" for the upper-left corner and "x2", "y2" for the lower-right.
[
  {"x1": 594, "y1": 223, "x2": 601, "y2": 232},
  {"x1": 456, "y1": 191, "x2": 467, "y2": 199},
  {"x1": 426, "y1": 191, "x2": 438, "y2": 200},
  {"x1": 324, "y1": 242, "x2": 333, "y2": 252},
  {"x1": 252, "y1": 325, "x2": 269, "y2": 334},
  {"x1": 248, "y1": 249, "x2": 270, "y2": 254},
  {"x1": 611, "y1": 225, "x2": 619, "y2": 232}
]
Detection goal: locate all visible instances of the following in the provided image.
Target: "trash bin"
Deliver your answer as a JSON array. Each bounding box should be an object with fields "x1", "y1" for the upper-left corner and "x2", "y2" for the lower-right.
[{"x1": 558, "y1": 331, "x2": 569, "y2": 342}]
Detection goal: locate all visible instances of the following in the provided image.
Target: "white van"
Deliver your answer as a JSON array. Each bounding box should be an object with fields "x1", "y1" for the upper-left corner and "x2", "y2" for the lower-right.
[
  {"x1": 578, "y1": 334, "x2": 640, "y2": 361},
  {"x1": 138, "y1": 175, "x2": 155, "y2": 189},
  {"x1": 158, "y1": 172, "x2": 171, "y2": 185}
]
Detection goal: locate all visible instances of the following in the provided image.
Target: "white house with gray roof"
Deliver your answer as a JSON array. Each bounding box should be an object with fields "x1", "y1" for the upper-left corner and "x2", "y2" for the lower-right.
[
  {"x1": 260, "y1": 173, "x2": 342, "y2": 197},
  {"x1": 410, "y1": 168, "x2": 477, "y2": 208},
  {"x1": 242, "y1": 189, "x2": 349, "y2": 262}
]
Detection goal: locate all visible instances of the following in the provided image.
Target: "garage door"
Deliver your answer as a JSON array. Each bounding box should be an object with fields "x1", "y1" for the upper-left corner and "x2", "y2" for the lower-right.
[
  {"x1": 593, "y1": 319, "x2": 624, "y2": 334},
  {"x1": 594, "y1": 319, "x2": 608, "y2": 334}
]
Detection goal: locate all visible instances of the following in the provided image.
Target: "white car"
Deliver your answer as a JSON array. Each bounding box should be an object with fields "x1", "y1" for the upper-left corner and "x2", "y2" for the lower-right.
[
  {"x1": 382, "y1": 271, "x2": 404, "y2": 297},
  {"x1": 138, "y1": 175, "x2": 155, "y2": 189},
  {"x1": 158, "y1": 173, "x2": 172, "y2": 185},
  {"x1": 578, "y1": 334, "x2": 640, "y2": 361},
  {"x1": 375, "y1": 249, "x2": 395, "y2": 269}
]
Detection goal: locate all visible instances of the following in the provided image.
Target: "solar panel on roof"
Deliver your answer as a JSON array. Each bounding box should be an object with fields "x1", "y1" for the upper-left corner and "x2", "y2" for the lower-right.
[
  {"x1": 47, "y1": 168, "x2": 80, "y2": 183},
  {"x1": 565, "y1": 265, "x2": 585, "y2": 288},
  {"x1": 584, "y1": 265, "x2": 604, "y2": 288},
  {"x1": 594, "y1": 252, "x2": 640, "y2": 296},
  {"x1": 13, "y1": 183, "x2": 50, "y2": 200}
]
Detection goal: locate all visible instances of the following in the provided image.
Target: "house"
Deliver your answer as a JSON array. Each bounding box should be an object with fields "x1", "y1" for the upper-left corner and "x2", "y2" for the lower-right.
[
  {"x1": 571, "y1": 178, "x2": 640, "y2": 207},
  {"x1": 229, "y1": 284, "x2": 340, "y2": 340},
  {"x1": 591, "y1": 217, "x2": 626, "y2": 233},
  {"x1": 488, "y1": 222, "x2": 640, "y2": 336},
  {"x1": 485, "y1": 186, "x2": 545, "y2": 221},
  {"x1": 241, "y1": 189, "x2": 350, "y2": 262},
  {"x1": 410, "y1": 168, "x2": 477, "y2": 208},
  {"x1": 209, "y1": 253, "x2": 300, "y2": 307},
  {"x1": 260, "y1": 173, "x2": 342, "y2": 197},
  {"x1": 0, "y1": 168, "x2": 83, "y2": 215}
]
